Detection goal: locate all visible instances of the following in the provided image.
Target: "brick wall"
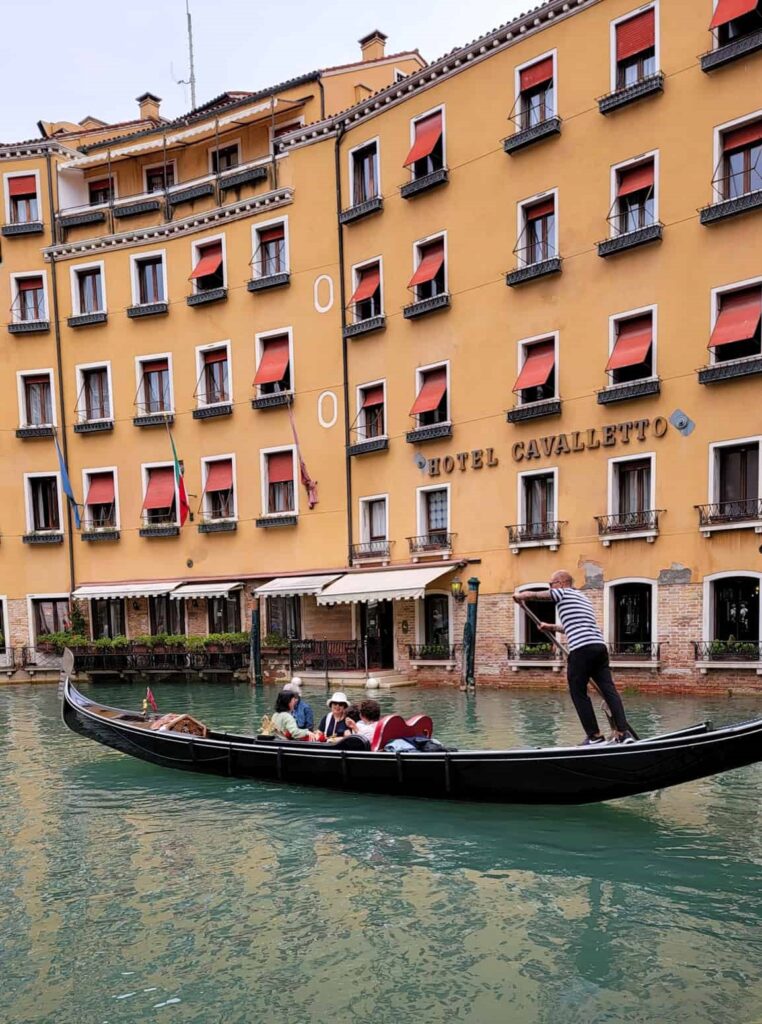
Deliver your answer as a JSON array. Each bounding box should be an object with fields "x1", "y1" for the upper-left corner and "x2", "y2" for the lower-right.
[
  {"x1": 301, "y1": 596, "x2": 353, "y2": 640},
  {"x1": 126, "y1": 598, "x2": 149, "y2": 638}
]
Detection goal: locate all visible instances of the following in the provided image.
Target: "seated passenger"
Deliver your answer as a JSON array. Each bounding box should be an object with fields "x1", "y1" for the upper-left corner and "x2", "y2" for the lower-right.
[
  {"x1": 271, "y1": 691, "x2": 320, "y2": 741},
  {"x1": 319, "y1": 692, "x2": 353, "y2": 739},
  {"x1": 283, "y1": 679, "x2": 314, "y2": 730},
  {"x1": 353, "y1": 699, "x2": 381, "y2": 741}
]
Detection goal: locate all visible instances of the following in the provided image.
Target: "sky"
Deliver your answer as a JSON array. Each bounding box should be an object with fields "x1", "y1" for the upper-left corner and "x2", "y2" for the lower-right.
[{"x1": 0, "y1": 0, "x2": 529, "y2": 143}]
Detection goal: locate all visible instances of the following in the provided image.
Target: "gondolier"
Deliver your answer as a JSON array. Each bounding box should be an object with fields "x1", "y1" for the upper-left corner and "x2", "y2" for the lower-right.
[{"x1": 513, "y1": 570, "x2": 632, "y2": 745}]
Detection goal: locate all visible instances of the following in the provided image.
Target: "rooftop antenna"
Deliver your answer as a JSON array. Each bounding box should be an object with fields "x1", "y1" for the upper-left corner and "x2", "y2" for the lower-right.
[{"x1": 175, "y1": 0, "x2": 197, "y2": 109}]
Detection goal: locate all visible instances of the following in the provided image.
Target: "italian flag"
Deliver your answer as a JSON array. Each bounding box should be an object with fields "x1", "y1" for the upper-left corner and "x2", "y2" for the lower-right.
[{"x1": 169, "y1": 429, "x2": 190, "y2": 526}]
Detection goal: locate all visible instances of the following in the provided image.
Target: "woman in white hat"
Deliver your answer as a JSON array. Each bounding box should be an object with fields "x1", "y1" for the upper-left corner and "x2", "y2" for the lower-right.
[{"x1": 319, "y1": 692, "x2": 354, "y2": 739}]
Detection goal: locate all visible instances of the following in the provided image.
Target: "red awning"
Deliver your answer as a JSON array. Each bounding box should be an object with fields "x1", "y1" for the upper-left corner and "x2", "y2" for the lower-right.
[
  {"x1": 258, "y1": 225, "x2": 284, "y2": 243},
  {"x1": 520, "y1": 57, "x2": 553, "y2": 92},
  {"x1": 710, "y1": 0, "x2": 757, "y2": 28},
  {"x1": 403, "y1": 112, "x2": 443, "y2": 167},
  {"x1": 526, "y1": 197, "x2": 554, "y2": 220},
  {"x1": 362, "y1": 385, "x2": 384, "y2": 407},
  {"x1": 616, "y1": 8, "x2": 655, "y2": 61},
  {"x1": 617, "y1": 162, "x2": 654, "y2": 196},
  {"x1": 142, "y1": 359, "x2": 167, "y2": 374},
  {"x1": 18, "y1": 276, "x2": 43, "y2": 291},
  {"x1": 86, "y1": 473, "x2": 115, "y2": 506},
  {"x1": 410, "y1": 368, "x2": 447, "y2": 415},
  {"x1": 513, "y1": 341, "x2": 555, "y2": 392},
  {"x1": 190, "y1": 242, "x2": 223, "y2": 280},
  {"x1": 723, "y1": 120, "x2": 762, "y2": 152},
  {"x1": 88, "y1": 178, "x2": 111, "y2": 191},
  {"x1": 606, "y1": 316, "x2": 653, "y2": 370},
  {"x1": 142, "y1": 467, "x2": 175, "y2": 510},
  {"x1": 205, "y1": 460, "x2": 233, "y2": 492},
  {"x1": 203, "y1": 348, "x2": 227, "y2": 364},
  {"x1": 9, "y1": 175, "x2": 36, "y2": 197},
  {"x1": 408, "y1": 241, "x2": 444, "y2": 288},
  {"x1": 709, "y1": 289, "x2": 762, "y2": 348},
  {"x1": 268, "y1": 451, "x2": 293, "y2": 483},
  {"x1": 350, "y1": 265, "x2": 380, "y2": 304},
  {"x1": 253, "y1": 336, "x2": 289, "y2": 385}
]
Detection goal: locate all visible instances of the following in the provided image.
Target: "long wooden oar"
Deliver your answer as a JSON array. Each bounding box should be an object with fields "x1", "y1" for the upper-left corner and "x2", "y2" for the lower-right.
[{"x1": 513, "y1": 598, "x2": 639, "y2": 740}]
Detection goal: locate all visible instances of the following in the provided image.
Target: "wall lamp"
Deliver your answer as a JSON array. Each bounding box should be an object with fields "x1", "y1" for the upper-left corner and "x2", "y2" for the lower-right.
[{"x1": 450, "y1": 578, "x2": 466, "y2": 603}]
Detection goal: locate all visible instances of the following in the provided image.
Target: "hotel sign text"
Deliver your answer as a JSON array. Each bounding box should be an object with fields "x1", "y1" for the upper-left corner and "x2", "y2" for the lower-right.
[{"x1": 512, "y1": 417, "x2": 669, "y2": 462}]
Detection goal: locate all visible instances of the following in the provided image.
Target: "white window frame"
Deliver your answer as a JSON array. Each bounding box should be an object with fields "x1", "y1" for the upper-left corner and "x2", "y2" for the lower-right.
[
  {"x1": 27, "y1": 593, "x2": 71, "y2": 644},
  {"x1": 609, "y1": 149, "x2": 660, "y2": 237},
  {"x1": 260, "y1": 445, "x2": 298, "y2": 518},
  {"x1": 412, "y1": 230, "x2": 448, "y2": 296},
  {"x1": 603, "y1": 577, "x2": 659, "y2": 662},
  {"x1": 702, "y1": 571, "x2": 762, "y2": 648},
  {"x1": 414, "y1": 589, "x2": 455, "y2": 652},
  {"x1": 407, "y1": 104, "x2": 446, "y2": 179},
  {"x1": 69, "y1": 259, "x2": 107, "y2": 316},
  {"x1": 704, "y1": 435, "x2": 762, "y2": 535},
  {"x1": 81, "y1": 466, "x2": 121, "y2": 531},
  {"x1": 75, "y1": 360, "x2": 114, "y2": 424},
  {"x1": 512, "y1": 467, "x2": 560, "y2": 552},
  {"x1": 24, "y1": 471, "x2": 64, "y2": 535},
  {"x1": 142, "y1": 159, "x2": 177, "y2": 193},
  {"x1": 356, "y1": 377, "x2": 387, "y2": 441},
  {"x1": 190, "y1": 232, "x2": 227, "y2": 293},
  {"x1": 358, "y1": 493, "x2": 389, "y2": 545},
  {"x1": 129, "y1": 249, "x2": 167, "y2": 307},
  {"x1": 414, "y1": 359, "x2": 450, "y2": 427},
  {"x1": 194, "y1": 340, "x2": 232, "y2": 408},
  {"x1": 141, "y1": 461, "x2": 180, "y2": 527},
  {"x1": 513, "y1": 49, "x2": 558, "y2": 126},
  {"x1": 709, "y1": 274, "x2": 762, "y2": 366},
  {"x1": 603, "y1": 452, "x2": 657, "y2": 544},
  {"x1": 208, "y1": 139, "x2": 241, "y2": 174},
  {"x1": 84, "y1": 172, "x2": 118, "y2": 206},
  {"x1": 416, "y1": 482, "x2": 451, "y2": 536},
  {"x1": 254, "y1": 327, "x2": 294, "y2": 399},
  {"x1": 393, "y1": 68, "x2": 407, "y2": 83},
  {"x1": 608, "y1": 304, "x2": 658, "y2": 385},
  {"x1": 201, "y1": 453, "x2": 238, "y2": 522},
  {"x1": 350, "y1": 255, "x2": 384, "y2": 317},
  {"x1": 609, "y1": 2, "x2": 660, "y2": 92},
  {"x1": 3, "y1": 170, "x2": 42, "y2": 224},
  {"x1": 17, "y1": 367, "x2": 57, "y2": 428},
  {"x1": 510, "y1": 582, "x2": 562, "y2": 664},
  {"x1": 348, "y1": 136, "x2": 381, "y2": 206},
  {"x1": 251, "y1": 215, "x2": 290, "y2": 278},
  {"x1": 515, "y1": 330, "x2": 559, "y2": 406},
  {"x1": 134, "y1": 352, "x2": 175, "y2": 415},
  {"x1": 712, "y1": 108, "x2": 762, "y2": 199},
  {"x1": 516, "y1": 188, "x2": 559, "y2": 267},
  {"x1": 10, "y1": 270, "x2": 49, "y2": 324}
]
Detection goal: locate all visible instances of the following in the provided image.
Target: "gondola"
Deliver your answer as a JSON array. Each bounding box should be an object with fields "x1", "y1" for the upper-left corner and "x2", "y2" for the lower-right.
[{"x1": 62, "y1": 678, "x2": 762, "y2": 805}]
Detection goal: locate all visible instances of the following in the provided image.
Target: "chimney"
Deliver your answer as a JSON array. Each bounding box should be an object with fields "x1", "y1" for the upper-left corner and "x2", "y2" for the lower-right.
[
  {"x1": 136, "y1": 92, "x2": 162, "y2": 122},
  {"x1": 359, "y1": 30, "x2": 387, "y2": 63}
]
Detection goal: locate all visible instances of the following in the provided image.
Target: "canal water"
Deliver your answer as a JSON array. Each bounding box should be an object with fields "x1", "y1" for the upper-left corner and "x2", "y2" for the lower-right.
[{"x1": 2, "y1": 681, "x2": 762, "y2": 1024}]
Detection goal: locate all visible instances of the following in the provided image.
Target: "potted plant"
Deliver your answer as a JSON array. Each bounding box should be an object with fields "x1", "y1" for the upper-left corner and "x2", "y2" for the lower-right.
[
  {"x1": 263, "y1": 631, "x2": 288, "y2": 651},
  {"x1": 132, "y1": 634, "x2": 154, "y2": 653}
]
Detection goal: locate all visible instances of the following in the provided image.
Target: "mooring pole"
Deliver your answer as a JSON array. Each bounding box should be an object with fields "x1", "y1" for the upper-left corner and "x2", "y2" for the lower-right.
[
  {"x1": 251, "y1": 600, "x2": 262, "y2": 687},
  {"x1": 461, "y1": 577, "x2": 480, "y2": 691}
]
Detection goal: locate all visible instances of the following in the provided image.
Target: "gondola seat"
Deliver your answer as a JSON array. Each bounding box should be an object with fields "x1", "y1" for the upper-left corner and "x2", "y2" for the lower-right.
[
  {"x1": 370, "y1": 714, "x2": 433, "y2": 752},
  {"x1": 148, "y1": 713, "x2": 208, "y2": 737}
]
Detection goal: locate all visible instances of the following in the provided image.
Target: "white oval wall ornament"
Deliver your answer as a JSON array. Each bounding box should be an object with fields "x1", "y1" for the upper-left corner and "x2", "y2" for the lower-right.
[
  {"x1": 318, "y1": 390, "x2": 338, "y2": 429},
  {"x1": 314, "y1": 274, "x2": 334, "y2": 313}
]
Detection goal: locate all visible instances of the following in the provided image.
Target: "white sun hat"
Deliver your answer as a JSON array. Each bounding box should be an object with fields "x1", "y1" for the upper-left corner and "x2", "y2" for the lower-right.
[{"x1": 327, "y1": 691, "x2": 349, "y2": 707}]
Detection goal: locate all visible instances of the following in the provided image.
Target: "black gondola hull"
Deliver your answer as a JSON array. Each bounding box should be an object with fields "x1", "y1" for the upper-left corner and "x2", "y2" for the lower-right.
[{"x1": 62, "y1": 680, "x2": 762, "y2": 805}]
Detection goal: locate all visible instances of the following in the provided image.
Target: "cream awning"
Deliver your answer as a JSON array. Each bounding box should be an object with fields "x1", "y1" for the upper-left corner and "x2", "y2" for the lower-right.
[
  {"x1": 170, "y1": 582, "x2": 243, "y2": 601},
  {"x1": 316, "y1": 566, "x2": 454, "y2": 606},
  {"x1": 72, "y1": 582, "x2": 178, "y2": 599},
  {"x1": 253, "y1": 574, "x2": 340, "y2": 598}
]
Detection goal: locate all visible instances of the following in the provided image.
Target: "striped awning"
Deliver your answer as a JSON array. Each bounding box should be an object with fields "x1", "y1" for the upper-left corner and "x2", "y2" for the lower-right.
[
  {"x1": 72, "y1": 582, "x2": 178, "y2": 599},
  {"x1": 316, "y1": 566, "x2": 453, "y2": 605},
  {"x1": 253, "y1": 574, "x2": 341, "y2": 598}
]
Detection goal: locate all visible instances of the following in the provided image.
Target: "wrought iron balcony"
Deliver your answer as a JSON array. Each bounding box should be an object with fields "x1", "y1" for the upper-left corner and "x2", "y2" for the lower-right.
[
  {"x1": 700, "y1": 187, "x2": 762, "y2": 224},
  {"x1": 67, "y1": 311, "x2": 108, "y2": 328},
  {"x1": 597, "y1": 377, "x2": 661, "y2": 404},
  {"x1": 505, "y1": 642, "x2": 561, "y2": 662},
  {"x1": 219, "y1": 164, "x2": 268, "y2": 191},
  {"x1": 15, "y1": 425, "x2": 55, "y2": 439},
  {"x1": 2, "y1": 221, "x2": 44, "y2": 236},
  {"x1": 197, "y1": 518, "x2": 237, "y2": 534},
  {"x1": 0, "y1": 647, "x2": 16, "y2": 672},
  {"x1": 339, "y1": 196, "x2": 383, "y2": 224},
  {"x1": 167, "y1": 181, "x2": 215, "y2": 206},
  {"x1": 8, "y1": 320, "x2": 50, "y2": 335},
  {"x1": 503, "y1": 117, "x2": 562, "y2": 154},
  {"x1": 694, "y1": 640, "x2": 762, "y2": 662},
  {"x1": 187, "y1": 287, "x2": 227, "y2": 307},
  {"x1": 403, "y1": 293, "x2": 451, "y2": 319},
  {"x1": 81, "y1": 527, "x2": 120, "y2": 542},
  {"x1": 247, "y1": 272, "x2": 290, "y2": 292},
  {"x1": 597, "y1": 222, "x2": 663, "y2": 257},
  {"x1": 405, "y1": 422, "x2": 452, "y2": 444},
  {"x1": 343, "y1": 315, "x2": 386, "y2": 339},
  {"x1": 598, "y1": 72, "x2": 664, "y2": 114},
  {"x1": 139, "y1": 513, "x2": 179, "y2": 538},
  {"x1": 608, "y1": 642, "x2": 661, "y2": 661},
  {"x1": 133, "y1": 411, "x2": 174, "y2": 427},
  {"x1": 698, "y1": 354, "x2": 762, "y2": 384},
  {"x1": 506, "y1": 257, "x2": 562, "y2": 287},
  {"x1": 696, "y1": 498, "x2": 762, "y2": 531},
  {"x1": 700, "y1": 30, "x2": 762, "y2": 72},
  {"x1": 113, "y1": 198, "x2": 162, "y2": 219},
  {"x1": 256, "y1": 514, "x2": 298, "y2": 528},
  {"x1": 407, "y1": 532, "x2": 455, "y2": 556},
  {"x1": 506, "y1": 398, "x2": 561, "y2": 422},
  {"x1": 351, "y1": 540, "x2": 392, "y2": 561},
  {"x1": 74, "y1": 418, "x2": 114, "y2": 434},
  {"x1": 22, "y1": 531, "x2": 64, "y2": 544},
  {"x1": 126, "y1": 302, "x2": 168, "y2": 318},
  {"x1": 400, "y1": 167, "x2": 449, "y2": 199},
  {"x1": 251, "y1": 392, "x2": 292, "y2": 410},
  {"x1": 595, "y1": 509, "x2": 663, "y2": 540},
  {"x1": 507, "y1": 521, "x2": 565, "y2": 551},
  {"x1": 193, "y1": 402, "x2": 233, "y2": 420},
  {"x1": 72, "y1": 645, "x2": 250, "y2": 675},
  {"x1": 289, "y1": 639, "x2": 364, "y2": 673},
  {"x1": 408, "y1": 643, "x2": 456, "y2": 661},
  {"x1": 347, "y1": 436, "x2": 389, "y2": 457},
  {"x1": 58, "y1": 208, "x2": 106, "y2": 229}
]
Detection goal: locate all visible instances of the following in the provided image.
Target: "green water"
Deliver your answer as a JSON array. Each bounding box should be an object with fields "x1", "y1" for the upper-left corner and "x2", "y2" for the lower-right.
[{"x1": 2, "y1": 682, "x2": 762, "y2": 1024}]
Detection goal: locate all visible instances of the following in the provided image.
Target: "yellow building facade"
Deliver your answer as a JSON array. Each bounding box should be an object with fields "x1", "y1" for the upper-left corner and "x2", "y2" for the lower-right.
[{"x1": 1, "y1": 5, "x2": 761, "y2": 690}]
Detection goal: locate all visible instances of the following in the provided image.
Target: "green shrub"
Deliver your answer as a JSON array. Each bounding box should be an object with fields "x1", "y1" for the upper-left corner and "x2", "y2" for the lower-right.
[
  {"x1": 38, "y1": 631, "x2": 88, "y2": 653},
  {"x1": 263, "y1": 632, "x2": 288, "y2": 649}
]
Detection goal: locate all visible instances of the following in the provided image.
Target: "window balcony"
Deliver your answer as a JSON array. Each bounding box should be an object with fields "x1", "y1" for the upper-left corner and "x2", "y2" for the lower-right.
[
  {"x1": 67, "y1": 312, "x2": 108, "y2": 328},
  {"x1": 112, "y1": 198, "x2": 163, "y2": 220},
  {"x1": 193, "y1": 402, "x2": 233, "y2": 420},
  {"x1": 167, "y1": 180, "x2": 216, "y2": 207},
  {"x1": 408, "y1": 643, "x2": 457, "y2": 663},
  {"x1": 696, "y1": 498, "x2": 762, "y2": 536},
  {"x1": 607, "y1": 642, "x2": 662, "y2": 667},
  {"x1": 506, "y1": 257, "x2": 562, "y2": 287},
  {"x1": 597, "y1": 72, "x2": 664, "y2": 114},
  {"x1": 247, "y1": 272, "x2": 290, "y2": 293},
  {"x1": 507, "y1": 521, "x2": 565, "y2": 554},
  {"x1": 503, "y1": 116, "x2": 562, "y2": 155},
  {"x1": 351, "y1": 540, "x2": 393, "y2": 563},
  {"x1": 187, "y1": 287, "x2": 227, "y2": 307},
  {"x1": 595, "y1": 509, "x2": 663, "y2": 545},
  {"x1": 597, "y1": 222, "x2": 663, "y2": 257},
  {"x1": 505, "y1": 643, "x2": 563, "y2": 670},
  {"x1": 256, "y1": 514, "x2": 298, "y2": 528},
  {"x1": 2, "y1": 221, "x2": 44, "y2": 236},
  {"x1": 8, "y1": 319, "x2": 50, "y2": 335},
  {"x1": 73, "y1": 418, "x2": 114, "y2": 434},
  {"x1": 343, "y1": 315, "x2": 386, "y2": 339},
  {"x1": 597, "y1": 377, "x2": 661, "y2": 404},
  {"x1": 218, "y1": 163, "x2": 268, "y2": 191},
  {"x1": 694, "y1": 640, "x2": 762, "y2": 667},
  {"x1": 402, "y1": 293, "x2": 451, "y2": 319},
  {"x1": 406, "y1": 422, "x2": 452, "y2": 444},
  {"x1": 15, "y1": 425, "x2": 55, "y2": 439},
  {"x1": 139, "y1": 515, "x2": 180, "y2": 538},
  {"x1": 339, "y1": 196, "x2": 383, "y2": 224},
  {"x1": 22, "y1": 531, "x2": 64, "y2": 545},
  {"x1": 198, "y1": 518, "x2": 237, "y2": 534},
  {"x1": 126, "y1": 301, "x2": 168, "y2": 318},
  {"x1": 407, "y1": 532, "x2": 455, "y2": 558},
  {"x1": 701, "y1": 30, "x2": 762, "y2": 72},
  {"x1": 698, "y1": 353, "x2": 762, "y2": 384},
  {"x1": 57, "y1": 207, "x2": 107, "y2": 230},
  {"x1": 347, "y1": 436, "x2": 389, "y2": 457},
  {"x1": 251, "y1": 392, "x2": 292, "y2": 410},
  {"x1": 80, "y1": 527, "x2": 120, "y2": 542},
  {"x1": 400, "y1": 167, "x2": 449, "y2": 199},
  {"x1": 700, "y1": 187, "x2": 762, "y2": 224},
  {"x1": 133, "y1": 411, "x2": 175, "y2": 428},
  {"x1": 506, "y1": 398, "x2": 561, "y2": 423}
]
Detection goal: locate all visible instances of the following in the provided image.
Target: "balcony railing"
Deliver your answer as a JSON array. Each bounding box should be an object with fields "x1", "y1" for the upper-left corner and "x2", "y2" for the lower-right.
[
  {"x1": 289, "y1": 639, "x2": 365, "y2": 673},
  {"x1": 72, "y1": 646, "x2": 250, "y2": 674},
  {"x1": 698, "y1": 354, "x2": 762, "y2": 384},
  {"x1": 597, "y1": 72, "x2": 664, "y2": 114},
  {"x1": 608, "y1": 642, "x2": 661, "y2": 661},
  {"x1": 505, "y1": 643, "x2": 561, "y2": 662},
  {"x1": 407, "y1": 532, "x2": 455, "y2": 556},
  {"x1": 400, "y1": 167, "x2": 449, "y2": 199},
  {"x1": 700, "y1": 29, "x2": 762, "y2": 72},
  {"x1": 595, "y1": 509, "x2": 663, "y2": 537},
  {"x1": 700, "y1": 164, "x2": 762, "y2": 224},
  {"x1": 694, "y1": 640, "x2": 762, "y2": 663},
  {"x1": 695, "y1": 498, "x2": 762, "y2": 529},
  {"x1": 351, "y1": 540, "x2": 392, "y2": 561},
  {"x1": 408, "y1": 643, "x2": 456, "y2": 661},
  {"x1": 507, "y1": 521, "x2": 565, "y2": 549},
  {"x1": 503, "y1": 116, "x2": 562, "y2": 155},
  {"x1": 597, "y1": 222, "x2": 663, "y2": 258},
  {"x1": 139, "y1": 512, "x2": 179, "y2": 538}
]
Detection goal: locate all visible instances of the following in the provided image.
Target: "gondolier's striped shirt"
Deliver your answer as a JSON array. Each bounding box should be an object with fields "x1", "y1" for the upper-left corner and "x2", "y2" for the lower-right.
[{"x1": 549, "y1": 588, "x2": 605, "y2": 652}]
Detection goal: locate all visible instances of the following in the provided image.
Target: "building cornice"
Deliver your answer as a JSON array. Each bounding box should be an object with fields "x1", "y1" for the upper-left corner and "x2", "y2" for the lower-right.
[
  {"x1": 278, "y1": 0, "x2": 598, "y2": 151},
  {"x1": 44, "y1": 187, "x2": 294, "y2": 261},
  {"x1": 0, "y1": 141, "x2": 79, "y2": 161}
]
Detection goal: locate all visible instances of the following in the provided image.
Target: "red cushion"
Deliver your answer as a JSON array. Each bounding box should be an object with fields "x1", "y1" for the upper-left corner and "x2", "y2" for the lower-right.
[{"x1": 370, "y1": 714, "x2": 434, "y2": 752}]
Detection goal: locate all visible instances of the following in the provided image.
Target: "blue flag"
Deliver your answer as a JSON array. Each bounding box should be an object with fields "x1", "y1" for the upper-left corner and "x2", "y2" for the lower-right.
[{"x1": 54, "y1": 434, "x2": 81, "y2": 529}]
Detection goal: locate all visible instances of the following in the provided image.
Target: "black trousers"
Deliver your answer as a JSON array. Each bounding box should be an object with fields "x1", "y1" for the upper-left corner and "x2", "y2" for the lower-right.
[{"x1": 567, "y1": 644, "x2": 628, "y2": 736}]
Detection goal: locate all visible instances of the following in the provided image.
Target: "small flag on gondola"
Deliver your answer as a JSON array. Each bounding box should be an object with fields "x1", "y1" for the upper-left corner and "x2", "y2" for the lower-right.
[{"x1": 145, "y1": 686, "x2": 158, "y2": 713}]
